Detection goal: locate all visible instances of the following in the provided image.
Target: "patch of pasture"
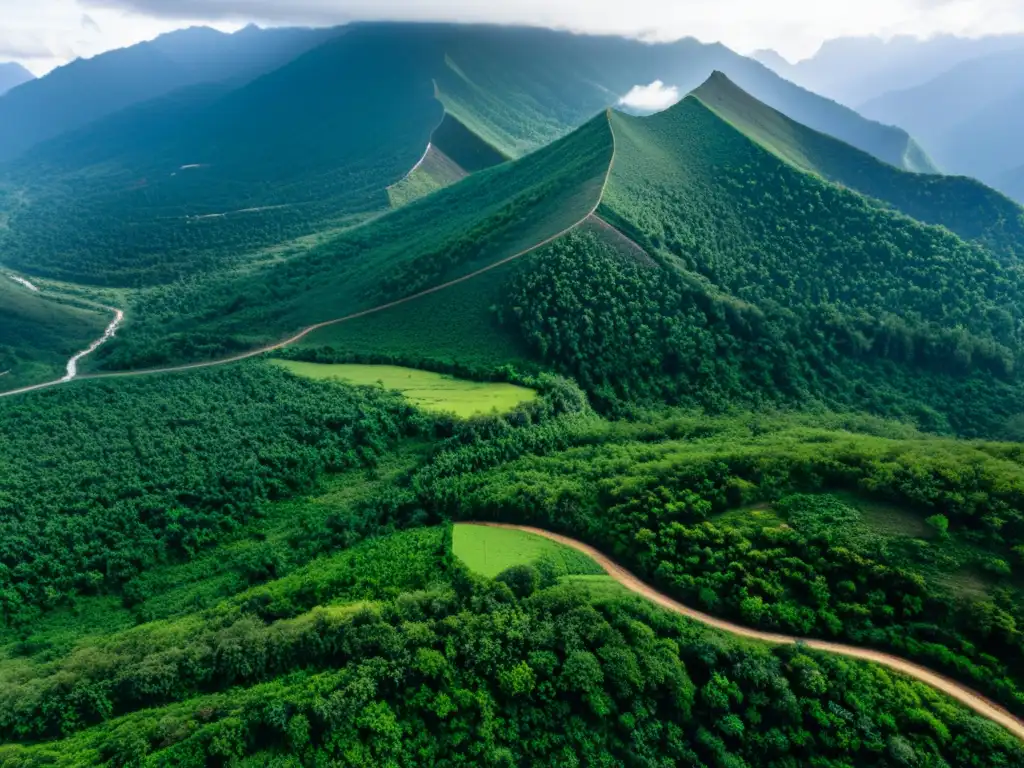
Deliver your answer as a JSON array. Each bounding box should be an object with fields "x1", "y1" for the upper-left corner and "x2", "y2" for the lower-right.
[
  {"x1": 453, "y1": 524, "x2": 602, "y2": 578},
  {"x1": 271, "y1": 360, "x2": 536, "y2": 418}
]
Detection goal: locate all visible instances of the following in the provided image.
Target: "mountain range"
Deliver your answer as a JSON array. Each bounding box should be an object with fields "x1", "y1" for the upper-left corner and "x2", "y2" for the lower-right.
[
  {"x1": 753, "y1": 32, "x2": 1024, "y2": 106},
  {"x1": 0, "y1": 62, "x2": 34, "y2": 96},
  {"x1": 0, "y1": 25, "x2": 341, "y2": 163},
  {"x1": 4, "y1": 19, "x2": 1024, "y2": 766},
  {"x1": 86, "y1": 65, "x2": 1023, "y2": 438},
  {"x1": 0, "y1": 23, "x2": 937, "y2": 291},
  {"x1": 860, "y1": 46, "x2": 1024, "y2": 189}
]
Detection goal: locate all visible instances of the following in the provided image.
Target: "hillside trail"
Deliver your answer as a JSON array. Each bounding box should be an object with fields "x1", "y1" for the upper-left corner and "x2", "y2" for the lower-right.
[
  {"x1": 0, "y1": 282, "x2": 124, "y2": 399},
  {"x1": 0, "y1": 110, "x2": 622, "y2": 398},
  {"x1": 467, "y1": 522, "x2": 1024, "y2": 742}
]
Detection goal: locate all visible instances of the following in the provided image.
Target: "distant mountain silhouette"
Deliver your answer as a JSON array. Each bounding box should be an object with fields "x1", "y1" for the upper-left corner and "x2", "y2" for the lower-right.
[
  {"x1": 861, "y1": 47, "x2": 1024, "y2": 183},
  {"x1": 0, "y1": 62, "x2": 34, "y2": 96},
  {"x1": 755, "y1": 34, "x2": 1024, "y2": 107},
  {"x1": 0, "y1": 25, "x2": 341, "y2": 162},
  {"x1": 1001, "y1": 165, "x2": 1024, "y2": 203}
]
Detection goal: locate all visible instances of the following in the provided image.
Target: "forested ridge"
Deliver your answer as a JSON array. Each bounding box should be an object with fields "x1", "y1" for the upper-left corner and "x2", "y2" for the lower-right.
[
  {"x1": 0, "y1": 364, "x2": 427, "y2": 625},
  {"x1": 691, "y1": 73, "x2": 1024, "y2": 263},
  {"x1": 86, "y1": 112, "x2": 613, "y2": 370},
  {"x1": 6, "y1": 27, "x2": 1024, "y2": 767},
  {"x1": 390, "y1": 410, "x2": 1024, "y2": 718}
]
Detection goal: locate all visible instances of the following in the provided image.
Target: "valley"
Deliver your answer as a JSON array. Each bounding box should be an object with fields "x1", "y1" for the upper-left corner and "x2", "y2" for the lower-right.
[{"x1": 2, "y1": 18, "x2": 1024, "y2": 767}]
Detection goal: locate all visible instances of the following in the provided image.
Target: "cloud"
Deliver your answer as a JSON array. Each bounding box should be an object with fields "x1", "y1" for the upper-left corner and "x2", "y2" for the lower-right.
[
  {"x1": 81, "y1": 14, "x2": 103, "y2": 33},
  {"x1": 25, "y1": 0, "x2": 1024, "y2": 70},
  {"x1": 0, "y1": 34, "x2": 56, "y2": 61},
  {"x1": 619, "y1": 81, "x2": 681, "y2": 112}
]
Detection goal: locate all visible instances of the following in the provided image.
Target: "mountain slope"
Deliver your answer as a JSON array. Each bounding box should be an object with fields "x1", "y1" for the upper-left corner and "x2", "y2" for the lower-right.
[
  {"x1": 0, "y1": 278, "x2": 107, "y2": 390},
  {"x1": 860, "y1": 47, "x2": 1024, "y2": 180},
  {"x1": 310, "y1": 95, "x2": 1024, "y2": 435},
  {"x1": 0, "y1": 25, "x2": 340, "y2": 163},
  {"x1": 93, "y1": 110, "x2": 614, "y2": 368},
  {"x1": 757, "y1": 33, "x2": 1024, "y2": 106},
  {"x1": 692, "y1": 72, "x2": 1024, "y2": 261},
  {"x1": 387, "y1": 112, "x2": 508, "y2": 208},
  {"x1": 423, "y1": 24, "x2": 935, "y2": 172},
  {"x1": 0, "y1": 62, "x2": 33, "y2": 96},
  {"x1": 599, "y1": 96, "x2": 1021, "y2": 357},
  {"x1": 0, "y1": 29, "x2": 445, "y2": 287}
]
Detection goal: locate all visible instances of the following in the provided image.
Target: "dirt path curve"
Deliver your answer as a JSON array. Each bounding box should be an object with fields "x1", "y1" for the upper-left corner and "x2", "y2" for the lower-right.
[
  {"x1": 468, "y1": 522, "x2": 1024, "y2": 742},
  {"x1": 3, "y1": 111, "x2": 620, "y2": 396},
  {"x1": 0, "y1": 304, "x2": 124, "y2": 399}
]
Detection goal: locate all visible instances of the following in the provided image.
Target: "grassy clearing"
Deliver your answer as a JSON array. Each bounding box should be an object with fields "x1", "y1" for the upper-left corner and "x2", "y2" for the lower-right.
[
  {"x1": 836, "y1": 493, "x2": 933, "y2": 538},
  {"x1": 453, "y1": 524, "x2": 603, "y2": 578},
  {"x1": 272, "y1": 360, "x2": 536, "y2": 418},
  {"x1": 296, "y1": 254, "x2": 531, "y2": 371}
]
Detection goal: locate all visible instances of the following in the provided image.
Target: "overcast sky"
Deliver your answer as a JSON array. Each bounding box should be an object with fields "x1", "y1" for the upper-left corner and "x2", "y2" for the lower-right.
[{"x1": 7, "y1": 0, "x2": 1024, "y2": 75}]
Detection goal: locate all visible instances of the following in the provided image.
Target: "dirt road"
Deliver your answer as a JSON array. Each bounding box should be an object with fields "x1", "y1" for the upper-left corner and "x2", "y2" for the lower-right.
[
  {"x1": 468, "y1": 522, "x2": 1024, "y2": 742},
  {"x1": 1, "y1": 112, "x2": 621, "y2": 399}
]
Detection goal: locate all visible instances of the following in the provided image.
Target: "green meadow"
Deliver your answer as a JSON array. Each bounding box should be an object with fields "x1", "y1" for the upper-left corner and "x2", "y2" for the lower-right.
[
  {"x1": 452, "y1": 523, "x2": 603, "y2": 578},
  {"x1": 272, "y1": 360, "x2": 536, "y2": 418}
]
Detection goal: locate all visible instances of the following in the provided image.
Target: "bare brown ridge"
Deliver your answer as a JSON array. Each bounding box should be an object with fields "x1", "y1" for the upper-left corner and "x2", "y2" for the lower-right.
[
  {"x1": 0, "y1": 111, "x2": 619, "y2": 399},
  {"x1": 465, "y1": 522, "x2": 1024, "y2": 742}
]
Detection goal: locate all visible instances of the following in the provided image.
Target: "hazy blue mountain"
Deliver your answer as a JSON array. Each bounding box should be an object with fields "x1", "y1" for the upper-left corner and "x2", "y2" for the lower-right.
[
  {"x1": 0, "y1": 23, "x2": 938, "y2": 288},
  {"x1": 411, "y1": 24, "x2": 935, "y2": 171},
  {"x1": 1001, "y1": 166, "x2": 1024, "y2": 203},
  {"x1": 0, "y1": 62, "x2": 34, "y2": 96},
  {"x1": 860, "y1": 47, "x2": 1024, "y2": 178},
  {"x1": 0, "y1": 25, "x2": 340, "y2": 162},
  {"x1": 757, "y1": 34, "x2": 1024, "y2": 106}
]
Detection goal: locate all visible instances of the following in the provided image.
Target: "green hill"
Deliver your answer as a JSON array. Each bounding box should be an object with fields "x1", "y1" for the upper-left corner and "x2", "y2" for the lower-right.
[
  {"x1": 387, "y1": 113, "x2": 508, "y2": 208},
  {"x1": 93, "y1": 111, "x2": 614, "y2": 368},
  {"x1": 291, "y1": 92, "x2": 1024, "y2": 437},
  {"x1": 0, "y1": 278, "x2": 108, "y2": 390},
  {"x1": 0, "y1": 24, "x2": 936, "y2": 290},
  {"x1": 691, "y1": 72, "x2": 1024, "y2": 261},
  {"x1": 0, "y1": 29, "x2": 445, "y2": 287}
]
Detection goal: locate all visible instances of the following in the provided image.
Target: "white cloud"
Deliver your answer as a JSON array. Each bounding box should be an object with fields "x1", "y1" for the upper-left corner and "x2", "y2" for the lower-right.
[
  {"x1": 619, "y1": 81, "x2": 681, "y2": 112},
  {"x1": 8, "y1": 0, "x2": 1024, "y2": 72}
]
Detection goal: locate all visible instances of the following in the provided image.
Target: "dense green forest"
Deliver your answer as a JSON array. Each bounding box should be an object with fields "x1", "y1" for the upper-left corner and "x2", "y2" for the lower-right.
[
  {"x1": 88, "y1": 112, "x2": 613, "y2": 369},
  {"x1": 5, "y1": 22, "x2": 1024, "y2": 766},
  {"x1": 5, "y1": 545, "x2": 1022, "y2": 766},
  {"x1": 601, "y1": 99, "x2": 1023, "y2": 358},
  {"x1": 0, "y1": 364, "x2": 428, "y2": 624},
  {"x1": 692, "y1": 73, "x2": 1024, "y2": 262},
  {"x1": 500, "y1": 227, "x2": 1024, "y2": 436},
  {"x1": 3, "y1": 360, "x2": 1024, "y2": 763},
  {"x1": 391, "y1": 409, "x2": 1024, "y2": 716}
]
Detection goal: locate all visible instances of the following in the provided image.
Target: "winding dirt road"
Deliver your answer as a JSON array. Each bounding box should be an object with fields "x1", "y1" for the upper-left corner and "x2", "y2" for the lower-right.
[
  {"x1": 467, "y1": 522, "x2": 1024, "y2": 742},
  {"x1": 0, "y1": 110, "x2": 621, "y2": 399}
]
